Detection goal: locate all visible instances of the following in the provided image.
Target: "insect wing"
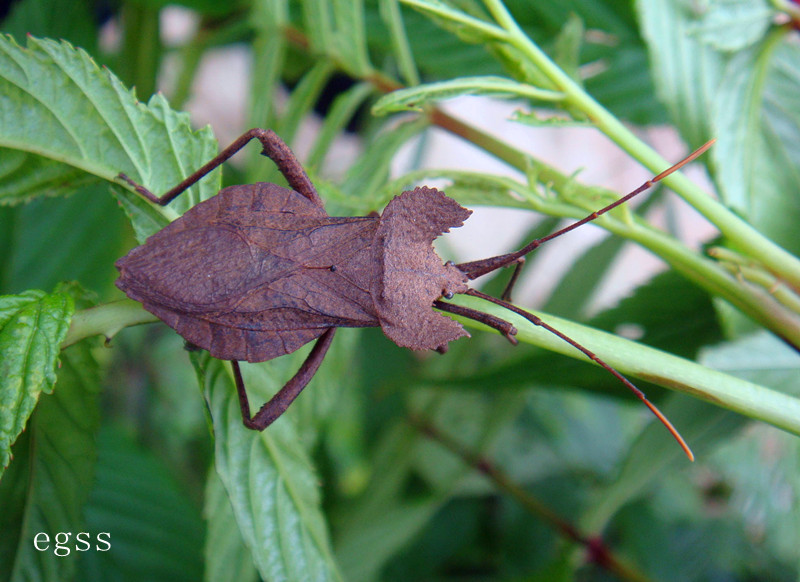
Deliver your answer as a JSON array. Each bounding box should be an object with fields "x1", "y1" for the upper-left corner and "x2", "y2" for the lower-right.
[{"x1": 116, "y1": 183, "x2": 379, "y2": 362}]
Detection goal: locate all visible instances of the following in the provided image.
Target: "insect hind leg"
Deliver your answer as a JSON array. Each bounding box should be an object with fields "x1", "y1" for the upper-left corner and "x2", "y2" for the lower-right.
[
  {"x1": 118, "y1": 128, "x2": 324, "y2": 209},
  {"x1": 232, "y1": 327, "x2": 336, "y2": 431}
]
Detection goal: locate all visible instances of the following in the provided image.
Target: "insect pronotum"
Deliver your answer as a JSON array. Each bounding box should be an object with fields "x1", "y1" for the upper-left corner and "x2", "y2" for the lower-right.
[{"x1": 116, "y1": 128, "x2": 714, "y2": 461}]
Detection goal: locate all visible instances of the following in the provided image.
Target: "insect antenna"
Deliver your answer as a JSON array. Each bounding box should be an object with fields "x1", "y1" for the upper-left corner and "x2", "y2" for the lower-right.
[
  {"x1": 456, "y1": 139, "x2": 716, "y2": 281},
  {"x1": 463, "y1": 288, "x2": 695, "y2": 461}
]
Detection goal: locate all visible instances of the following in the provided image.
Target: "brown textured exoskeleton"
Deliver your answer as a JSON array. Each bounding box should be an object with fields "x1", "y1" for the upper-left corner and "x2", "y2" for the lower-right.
[{"x1": 116, "y1": 128, "x2": 713, "y2": 460}]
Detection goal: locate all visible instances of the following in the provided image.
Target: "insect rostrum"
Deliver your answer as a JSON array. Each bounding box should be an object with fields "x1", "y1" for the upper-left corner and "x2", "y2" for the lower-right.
[{"x1": 116, "y1": 128, "x2": 711, "y2": 459}]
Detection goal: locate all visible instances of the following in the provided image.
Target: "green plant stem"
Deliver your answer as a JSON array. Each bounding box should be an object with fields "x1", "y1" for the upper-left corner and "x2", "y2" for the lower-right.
[
  {"x1": 480, "y1": 0, "x2": 800, "y2": 289},
  {"x1": 723, "y1": 265, "x2": 800, "y2": 315},
  {"x1": 449, "y1": 294, "x2": 800, "y2": 439},
  {"x1": 710, "y1": 247, "x2": 800, "y2": 313},
  {"x1": 61, "y1": 299, "x2": 157, "y2": 349},
  {"x1": 608, "y1": 220, "x2": 800, "y2": 348}
]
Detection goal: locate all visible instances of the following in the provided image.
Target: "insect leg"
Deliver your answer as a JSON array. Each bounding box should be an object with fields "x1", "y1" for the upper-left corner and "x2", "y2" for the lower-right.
[
  {"x1": 118, "y1": 128, "x2": 323, "y2": 208},
  {"x1": 500, "y1": 257, "x2": 526, "y2": 302},
  {"x1": 464, "y1": 288, "x2": 694, "y2": 461},
  {"x1": 254, "y1": 129, "x2": 323, "y2": 208},
  {"x1": 433, "y1": 300, "x2": 518, "y2": 345},
  {"x1": 232, "y1": 327, "x2": 336, "y2": 431}
]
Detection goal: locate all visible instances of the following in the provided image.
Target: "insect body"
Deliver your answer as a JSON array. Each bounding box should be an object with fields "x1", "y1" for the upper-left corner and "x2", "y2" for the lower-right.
[
  {"x1": 116, "y1": 128, "x2": 712, "y2": 459},
  {"x1": 117, "y1": 183, "x2": 471, "y2": 359}
]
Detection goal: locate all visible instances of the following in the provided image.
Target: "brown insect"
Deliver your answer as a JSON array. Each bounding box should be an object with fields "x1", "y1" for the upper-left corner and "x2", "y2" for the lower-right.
[{"x1": 116, "y1": 128, "x2": 713, "y2": 460}]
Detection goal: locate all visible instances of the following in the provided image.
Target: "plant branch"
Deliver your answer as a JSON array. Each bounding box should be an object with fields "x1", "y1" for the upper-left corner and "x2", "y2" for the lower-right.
[
  {"x1": 408, "y1": 415, "x2": 655, "y2": 582},
  {"x1": 61, "y1": 300, "x2": 157, "y2": 349},
  {"x1": 479, "y1": 0, "x2": 800, "y2": 288},
  {"x1": 446, "y1": 293, "x2": 800, "y2": 438}
]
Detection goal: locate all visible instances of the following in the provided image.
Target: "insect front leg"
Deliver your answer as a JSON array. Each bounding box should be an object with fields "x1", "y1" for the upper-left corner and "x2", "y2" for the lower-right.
[
  {"x1": 231, "y1": 328, "x2": 336, "y2": 430},
  {"x1": 118, "y1": 128, "x2": 323, "y2": 208},
  {"x1": 434, "y1": 300, "x2": 518, "y2": 345}
]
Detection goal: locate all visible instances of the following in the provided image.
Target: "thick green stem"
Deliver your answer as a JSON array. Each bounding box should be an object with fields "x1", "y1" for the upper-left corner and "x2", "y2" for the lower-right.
[
  {"x1": 615, "y1": 220, "x2": 800, "y2": 348},
  {"x1": 62, "y1": 300, "x2": 157, "y2": 349},
  {"x1": 449, "y1": 294, "x2": 800, "y2": 438}
]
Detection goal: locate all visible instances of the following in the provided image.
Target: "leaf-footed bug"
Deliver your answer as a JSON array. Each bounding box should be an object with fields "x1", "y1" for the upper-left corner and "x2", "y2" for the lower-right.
[{"x1": 116, "y1": 128, "x2": 713, "y2": 460}]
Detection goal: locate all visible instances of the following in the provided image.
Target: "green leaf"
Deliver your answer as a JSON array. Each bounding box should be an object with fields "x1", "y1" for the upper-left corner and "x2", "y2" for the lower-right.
[
  {"x1": 551, "y1": 12, "x2": 583, "y2": 82},
  {"x1": 0, "y1": 289, "x2": 73, "y2": 472},
  {"x1": 122, "y1": 0, "x2": 238, "y2": 16},
  {"x1": 276, "y1": 61, "x2": 336, "y2": 144},
  {"x1": 76, "y1": 424, "x2": 205, "y2": 582},
  {"x1": 2, "y1": 0, "x2": 98, "y2": 55},
  {"x1": 337, "y1": 498, "x2": 444, "y2": 582},
  {"x1": 637, "y1": 0, "x2": 725, "y2": 146},
  {"x1": 248, "y1": 0, "x2": 289, "y2": 131},
  {"x1": 307, "y1": 82, "x2": 375, "y2": 172},
  {"x1": 711, "y1": 427, "x2": 800, "y2": 567},
  {"x1": 0, "y1": 150, "x2": 96, "y2": 204},
  {"x1": 301, "y1": 0, "x2": 335, "y2": 59},
  {"x1": 331, "y1": 0, "x2": 373, "y2": 76},
  {"x1": 378, "y1": 168, "x2": 532, "y2": 211},
  {"x1": 298, "y1": 0, "x2": 373, "y2": 77},
  {"x1": 580, "y1": 397, "x2": 746, "y2": 534},
  {"x1": 688, "y1": 0, "x2": 773, "y2": 52},
  {"x1": 340, "y1": 118, "x2": 427, "y2": 208},
  {"x1": 192, "y1": 354, "x2": 343, "y2": 582},
  {"x1": 584, "y1": 43, "x2": 669, "y2": 125},
  {"x1": 582, "y1": 327, "x2": 799, "y2": 552},
  {"x1": 2, "y1": 183, "x2": 127, "y2": 295},
  {"x1": 391, "y1": 0, "x2": 665, "y2": 123},
  {"x1": 386, "y1": 7, "x2": 502, "y2": 79},
  {"x1": 712, "y1": 32, "x2": 800, "y2": 254},
  {"x1": 334, "y1": 385, "x2": 521, "y2": 581},
  {"x1": 332, "y1": 416, "x2": 443, "y2": 582},
  {"x1": 248, "y1": 61, "x2": 335, "y2": 184},
  {"x1": 542, "y1": 232, "x2": 627, "y2": 319},
  {"x1": 372, "y1": 76, "x2": 564, "y2": 115},
  {"x1": 400, "y1": 0, "x2": 508, "y2": 45},
  {"x1": 379, "y1": 0, "x2": 421, "y2": 86},
  {"x1": 204, "y1": 471, "x2": 258, "y2": 582},
  {"x1": 0, "y1": 35, "x2": 219, "y2": 238},
  {"x1": 0, "y1": 341, "x2": 100, "y2": 582}
]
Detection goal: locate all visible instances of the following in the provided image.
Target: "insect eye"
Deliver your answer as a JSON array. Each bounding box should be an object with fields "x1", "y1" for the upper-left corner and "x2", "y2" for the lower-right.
[
  {"x1": 445, "y1": 260, "x2": 455, "y2": 267},
  {"x1": 442, "y1": 290, "x2": 454, "y2": 300},
  {"x1": 329, "y1": 265, "x2": 337, "y2": 272}
]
